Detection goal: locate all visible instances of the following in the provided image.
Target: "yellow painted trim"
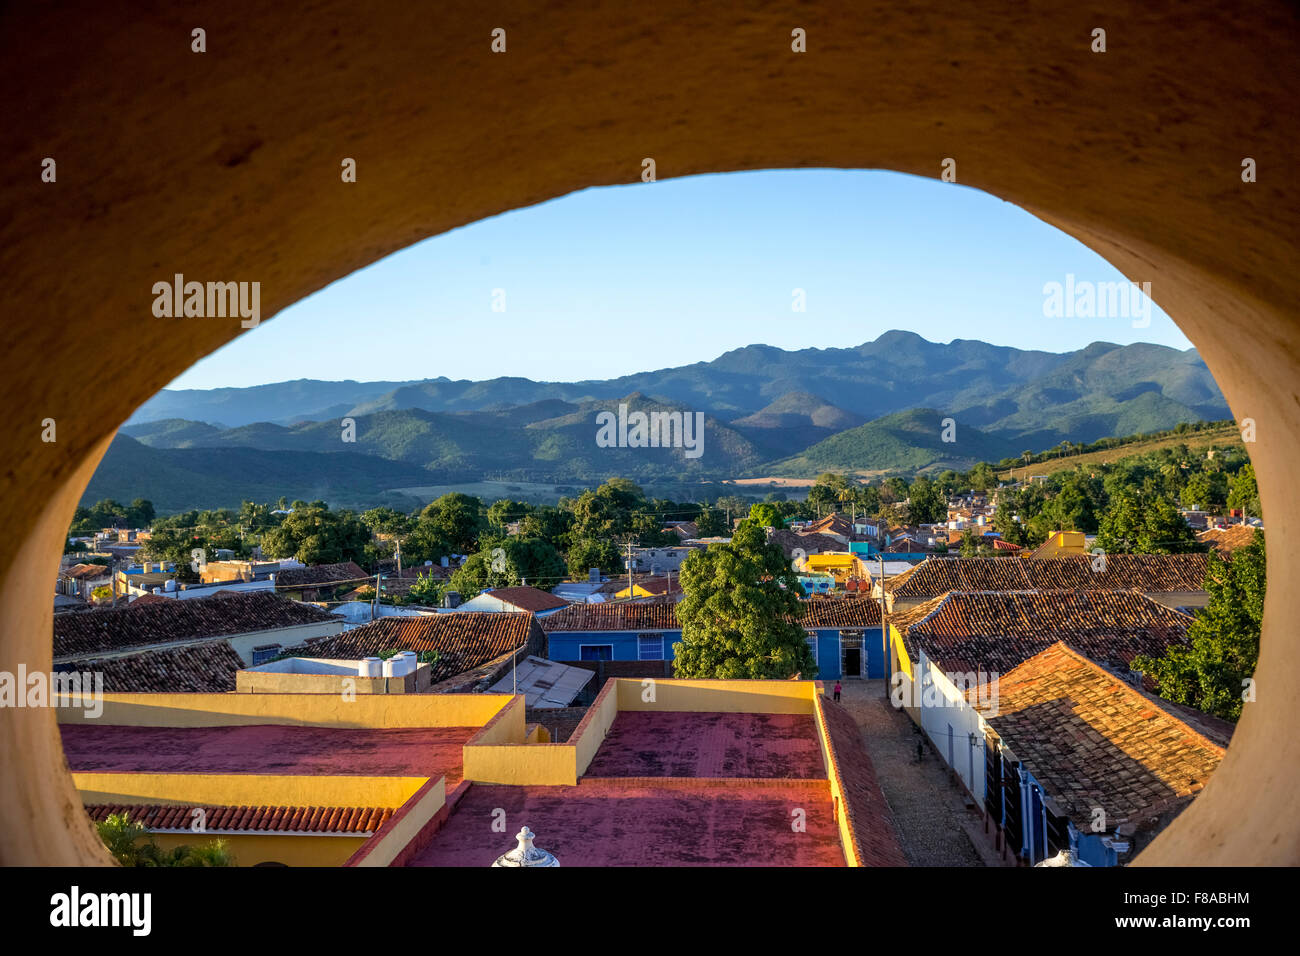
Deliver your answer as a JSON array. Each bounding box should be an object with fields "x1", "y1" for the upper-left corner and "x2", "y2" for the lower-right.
[
  {"x1": 72, "y1": 772, "x2": 427, "y2": 808},
  {"x1": 348, "y1": 776, "x2": 446, "y2": 867},
  {"x1": 148, "y1": 831, "x2": 368, "y2": 867},
  {"x1": 56, "y1": 691, "x2": 513, "y2": 729}
]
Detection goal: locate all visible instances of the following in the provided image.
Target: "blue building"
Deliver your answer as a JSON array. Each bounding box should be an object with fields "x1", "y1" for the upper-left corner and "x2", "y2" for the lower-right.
[
  {"x1": 541, "y1": 603, "x2": 683, "y2": 663},
  {"x1": 542, "y1": 597, "x2": 886, "y2": 681},
  {"x1": 800, "y1": 598, "x2": 886, "y2": 680}
]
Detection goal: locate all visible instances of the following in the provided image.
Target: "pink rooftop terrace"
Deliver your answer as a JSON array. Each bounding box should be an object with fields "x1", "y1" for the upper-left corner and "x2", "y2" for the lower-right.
[
  {"x1": 60, "y1": 724, "x2": 477, "y2": 783},
  {"x1": 409, "y1": 710, "x2": 841, "y2": 866},
  {"x1": 583, "y1": 711, "x2": 825, "y2": 778},
  {"x1": 409, "y1": 779, "x2": 844, "y2": 867}
]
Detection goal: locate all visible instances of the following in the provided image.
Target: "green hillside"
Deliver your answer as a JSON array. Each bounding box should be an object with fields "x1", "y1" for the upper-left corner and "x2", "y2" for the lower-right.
[
  {"x1": 771, "y1": 408, "x2": 1020, "y2": 476},
  {"x1": 81, "y1": 436, "x2": 433, "y2": 512}
]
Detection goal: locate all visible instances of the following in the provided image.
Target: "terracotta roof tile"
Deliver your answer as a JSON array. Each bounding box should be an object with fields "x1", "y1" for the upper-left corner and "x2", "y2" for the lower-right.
[
  {"x1": 478, "y1": 586, "x2": 570, "y2": 612},
  {"x1": 274, "y1": 561, "x2": 367, "y2": 588},
  {"x1": 53, "y1": 591, "x2": 337, "y2": 659},
  {"x1": 60, "y1": 563, "x2": 112, "y2": 580},
  {"x1": 800, "y1": 597, "x2": 883, "y2": 628},
  {"x1": 892, "y1": 589, "x2": 1192, "y2": 677},
  {"x1": 1195, "y1": 525, "x2": 1259, "y2": 558},
  {"x1": 287, "y1": 611, "x2": 543, "y2": 683},
  {"x1": 886, "y1": 553, "x2": 1208, "y2": 600},
  {"x1": 977, "y1": 643, "x2": 1226, "y2": 829},
  {"x1": 541, "y1": 603, "x2": 682, "y2": 631},
  {"x1": 58, "y1": 639, "x2": 246, "y2": 692},
  {"x1": 767, "y1": 529, "x2": 848, "y2": 558},
  {"x1": 816, "y1": 695, "x2": 908, "y2": 866},
  {"x1": 85, "y1": 802, "x2": 393, "y2": 834}
]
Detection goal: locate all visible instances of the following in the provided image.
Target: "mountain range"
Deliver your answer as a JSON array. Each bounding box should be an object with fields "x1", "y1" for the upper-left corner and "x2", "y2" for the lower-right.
[{"x1": 92, "y1": 332, "x2": 1229, "y2": 510}]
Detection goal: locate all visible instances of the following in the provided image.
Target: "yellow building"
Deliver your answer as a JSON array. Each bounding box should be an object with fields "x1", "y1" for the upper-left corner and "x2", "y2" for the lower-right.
[
  {"x1": 799, "y1": 552, "x2": 869, "y2": 583},
  {"x1": 1027, "y1": 530, "x2": 1088, "y2": 558}
]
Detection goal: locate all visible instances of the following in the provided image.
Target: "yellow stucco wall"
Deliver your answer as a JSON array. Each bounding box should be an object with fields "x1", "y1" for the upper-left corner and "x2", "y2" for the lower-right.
[
  {"x1": 573, "y1": 680, "x2": 621, "y2": 778},
  {"x1": 347, "y1": 776, "x2": 446, "y2": 867},
  {"x1": 72, "y1": 772, "x2": 427, "y2": 808},
  {"x1": 614, "y1": 678, "x2": 816, "y2": 714},
  {"x1": 149, "y1": 830, "x2": 368, "y2": 867},
  {"x1": 56, "y1": 691, "x2": 513, "y2": 729},
  {"x1": 811, "y1": 693, "x2": 856, "y2": 867},
  {"x1": 463, "y1": 678, "x2": 821, "y2": 787},
  {"x1": 1030, "y1": 530, "x2": 1087, "y2": 557},
  {"x1": 889, "y1": 625, "x2": 913, "y2": 679}
]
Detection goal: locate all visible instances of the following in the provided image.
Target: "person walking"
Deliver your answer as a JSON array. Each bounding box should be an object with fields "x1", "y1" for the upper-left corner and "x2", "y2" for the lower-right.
[{"x1": 833, "y1": 680, "x2": 842, "y2": 702}]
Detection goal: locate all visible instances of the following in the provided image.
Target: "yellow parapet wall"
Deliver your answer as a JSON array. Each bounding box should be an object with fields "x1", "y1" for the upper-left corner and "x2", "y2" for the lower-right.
[
  {"x1": 573, "y1": 679, "x2": 621, "y2": 778},
  {"x1": 72, "y1": 772, "x2": 429, "y2": 809},
  {"x1": 149, "y1": 831, "x2": 370, "y2": 868},
  {"x1": 462, "y1": 696, "x2": 579, "y2": 785},
  {"x1": 348, "y1": 776, "x2": 447, "y2": 868},
  {"x1": 614, "y1": 678, "x2": 816, "y2": 714},
  {"x1": 462, "y1": 678, "x2": 821, "y2": 787},
  {"x1": 811, "y1": 692, "x2": 858, "y2": 867},
  {"x1": 55, "y1": 692, "x2": 514, "y2": 729}
]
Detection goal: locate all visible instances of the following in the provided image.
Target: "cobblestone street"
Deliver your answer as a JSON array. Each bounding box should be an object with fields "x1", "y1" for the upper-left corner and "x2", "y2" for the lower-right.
[{"x1": 836, "y1": 679, "x2": 1010, "y2": 866}]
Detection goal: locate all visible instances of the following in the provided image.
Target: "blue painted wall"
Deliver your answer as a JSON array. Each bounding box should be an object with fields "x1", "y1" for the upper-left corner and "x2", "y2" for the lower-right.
[
  {"x1": 548, "y1": 630, "x2": 683, "y2": 662},
  {"x1": 806, "y1": 628, "x2": 888, "y2": 680}
]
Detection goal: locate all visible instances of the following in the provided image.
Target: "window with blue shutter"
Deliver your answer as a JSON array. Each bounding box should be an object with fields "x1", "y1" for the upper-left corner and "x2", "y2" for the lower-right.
[{"x1": 638, "y1": 633, "x2": 664, "y2": 660}]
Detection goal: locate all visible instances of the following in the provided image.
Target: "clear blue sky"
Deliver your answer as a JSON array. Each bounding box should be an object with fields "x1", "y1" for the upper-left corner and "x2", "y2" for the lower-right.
[{"x1": 171, "y1": 169, "x2": 1192, "y2": 390}]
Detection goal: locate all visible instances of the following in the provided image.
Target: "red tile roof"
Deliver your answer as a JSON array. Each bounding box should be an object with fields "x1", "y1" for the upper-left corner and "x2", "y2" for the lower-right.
[
  {"x1": 287, "y1": 612, "x2": 543, "y2": 683},
  {"x1": 892, "y1": 589, "x2": 1192, "y2": 677},
  {"x1": 977, "y1": 642, "x2": 1226, "y2": 829},
  {"x1": 274, "y1": 561, "x2": 367, "y2": 588},
  {"x1": 768, "y1": 529, "x2": 849, "y2": 558},
  {"x1": 53, "y1": 591, "x2": 338, "y2": 659},
  {"x1": 816, "y1": 695, "x2": 908, "y2": 866},
  {"x1": 478, "y1": 586, "x2": 570, "y2": 612},
  {"x1": 543, "y1": 598, "x2": 882, "y2": 632},
  {"x1": 806, "y1": 513, "x2": 856, "y2": 538},
  {"x1": 1195, "y1": 525, "x2": 1259, "y2": 558},
  {"x1": 59, "y1": 563, "x2": 111, "y2": 580},
  {"x1": 85, "y1": 803, "x2": 393, "y2": 834},
  {"x1": 886, "y1": 553, "x2": 1209, "y2": 600},
  {"x1": 541, "y1": 602, "x2": 682, "y2": 632},
  {"x1": 800, "y1": 597, "x2": 883, "y2": 628},
  {"x1": 58, "y1": 639, "x2": 246, "y2": 692}
]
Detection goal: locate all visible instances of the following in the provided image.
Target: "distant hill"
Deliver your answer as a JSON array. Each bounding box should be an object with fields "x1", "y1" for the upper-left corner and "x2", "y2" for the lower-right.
[
  {"x1": 729, "y1": 391, "x2": 867, "y2": 459},
  {"x1": 96, "y1": 331, "x2": 1233, "y2": 504},
  {"x1": 116, "y1": 394, "x2": 766, "y2": 486},
  {"x1": 770, "y1": 408, "x2": 1022, "y2": 476},
  {"x1": 129, "y1": 332, "x2": 1230, "y2": 446},
  {"x1": 82, "y1": 435, "x2": 434, "y2": 512}
]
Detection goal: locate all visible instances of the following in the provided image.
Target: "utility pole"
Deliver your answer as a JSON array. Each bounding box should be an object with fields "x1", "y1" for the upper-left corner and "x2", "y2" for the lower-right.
[
  {"x1": 627, "y1": 539, "x2": 635, "y2": 599},
  {"x1": 878, "y1": 552, "x2": 888, "y2": 699},
  {"x1": 372, "y1": 569, "x2": 380, "y2": 621}
]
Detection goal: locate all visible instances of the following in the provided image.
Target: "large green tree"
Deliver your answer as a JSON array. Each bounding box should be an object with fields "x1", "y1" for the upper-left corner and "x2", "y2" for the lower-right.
[
  {"x1": 905, "y1": 476, "x2": 947, "y2": 525},
  {"x1": 1132, "y1": 534, "x2": 1264, "y2": 720},
  {"x1": 1096, "y1": 492, "x2": 1198, "y2": 554},
  {"x1": 673, "y1": 521, "x2": 814, "y2": 679},
  {"x1": 418, "y1": 493, "x2": 486, "y2": 554},
  {"x1": 260, "y1": 504, "x2": 371, "y2": 565}
]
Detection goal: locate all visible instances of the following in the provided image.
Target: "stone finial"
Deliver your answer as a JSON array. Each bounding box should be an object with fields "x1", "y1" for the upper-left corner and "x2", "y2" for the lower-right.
[{"x1": 491, "y1": 825, "x2": 560, "y2": 867}]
